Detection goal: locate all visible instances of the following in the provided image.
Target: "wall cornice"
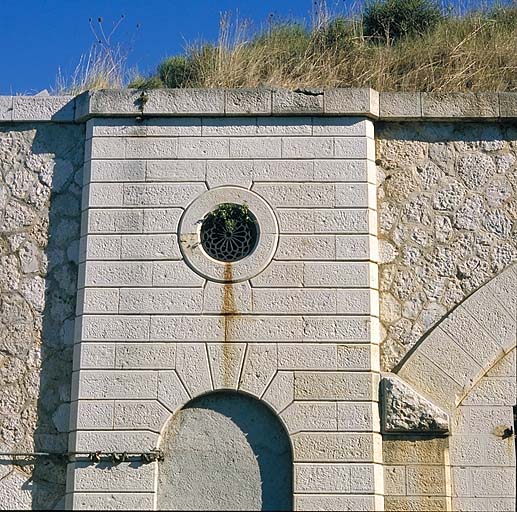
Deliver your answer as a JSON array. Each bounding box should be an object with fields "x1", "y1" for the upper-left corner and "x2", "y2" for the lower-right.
[{"x1": 1, "y1": 89, "x2": 516, "y2": 122}]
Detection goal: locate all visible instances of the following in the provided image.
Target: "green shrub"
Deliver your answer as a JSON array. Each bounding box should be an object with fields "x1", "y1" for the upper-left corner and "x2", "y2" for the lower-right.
[
  {"x1": 312, "y1": 17, "x2": 355, "y2": 52},
  {"x1": 203, "y1": 203, "x2": 251, "y2": 235},
  {"x1": 128, "y1": 75, "x2": 164, "y2": 89},
  {"x1": 253, "y1": 23, "x2": 311, "y2": 58},
  {"x1": 363, "y1": 0, "x2": 443, "y2": 43},
  {"x1": 488, "y1": 4, "x2": 517, "y2": 30},
  {"x1": 128, "y1": 55, "x2": 195, "y2": 89},
  {"x1": 158, "y1": 55, "x2": 194, "y2": 88}
]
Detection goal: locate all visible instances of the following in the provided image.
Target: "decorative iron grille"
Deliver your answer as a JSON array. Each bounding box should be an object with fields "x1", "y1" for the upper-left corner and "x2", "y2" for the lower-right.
[{"x1": 200, "y1": 203, "x2": 258, "y2": 262}]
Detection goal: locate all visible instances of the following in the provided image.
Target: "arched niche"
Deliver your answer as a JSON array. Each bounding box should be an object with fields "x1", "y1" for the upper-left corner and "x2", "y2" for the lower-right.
[
  {"x1": 396, "y1": 263, "x2": 516, "y2": 412},
  {"x1": 382, "y1": 264, "x2": 516, "y2": 511},
  {"x1": 157, "y1": 390, "x2": 293, "y2": 511}
]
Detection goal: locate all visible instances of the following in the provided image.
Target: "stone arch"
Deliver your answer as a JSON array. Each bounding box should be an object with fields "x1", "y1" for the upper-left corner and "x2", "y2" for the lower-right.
[
  {"x1": 155, "y1": 342, "x2": 295, "y2": 434},
  {"x1": 395, "y1": 263, "x2": 516, "y2": 412},
  {"x1": 457, "y1": 348, "x2": 516, "y2": 406},
  {"x1": 382, "y1": 265, "x2": 516, "y2": 511},
  {"x1": 156, "y1": 390, "x2": 293, "y2": 511}
]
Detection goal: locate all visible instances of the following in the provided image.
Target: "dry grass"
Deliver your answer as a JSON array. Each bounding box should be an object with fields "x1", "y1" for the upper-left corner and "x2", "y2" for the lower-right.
[
  {"x1": 140, "y1": 5, "x2": 517, "y2": 92},
  {"x1": 54, "y1": 16, "x2": 132, "y2": 95},
  {"x1": 58, "y1": 4, "x2": 517, "y2": 93}
]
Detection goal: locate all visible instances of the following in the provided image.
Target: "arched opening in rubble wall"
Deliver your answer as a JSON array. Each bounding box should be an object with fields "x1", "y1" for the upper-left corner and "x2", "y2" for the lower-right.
[
  {"x1": 157, "y1": 390, "x2": 293, "y2": 511},
  {"x1": 386, "y1": 265, "x2": 517, "y2": 511}
]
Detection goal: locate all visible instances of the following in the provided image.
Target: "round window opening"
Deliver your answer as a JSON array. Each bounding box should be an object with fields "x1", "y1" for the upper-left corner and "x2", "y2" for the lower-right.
[{"x1": 200, "y1": 203, "x2": 259, "y2": 263}]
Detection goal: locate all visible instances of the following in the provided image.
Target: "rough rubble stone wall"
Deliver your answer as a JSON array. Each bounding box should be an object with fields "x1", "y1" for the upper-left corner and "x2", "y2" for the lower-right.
[
  {"x1": 376, "y1": 122, "x2": 517, "y2": 370},
  {"x1": 0, "y1": 123, "x2": 84, "y2": 509}
]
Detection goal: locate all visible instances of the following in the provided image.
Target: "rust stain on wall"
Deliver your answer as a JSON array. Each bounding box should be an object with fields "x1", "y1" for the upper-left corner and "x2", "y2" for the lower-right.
[{"x1": 221, "y1": 264, "x2": 239, "y2": 388}]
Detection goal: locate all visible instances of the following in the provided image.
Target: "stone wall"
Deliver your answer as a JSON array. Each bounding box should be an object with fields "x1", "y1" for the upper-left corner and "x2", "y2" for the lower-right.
[
  {"x1": 376, "y1": 122, "x2": 517, "y2": 370},
  {"x1": 0, "y1": 123, "x2": 84, "y2": 509},
  {"x1": 450, "y1": 348, "x2": 516, "y2": 511},
  {"x1": 0, "y1": 90, "x2": 515, "y2": 511},
  {"x1": 383, "y1": 436, "x2": 450, "y2": 511},
  {"x1": 391, "y1": 264, "x2": 516, "y2": 512},
  {"x1": 68, "y1": 113, "x2": 383, "y2": 511}
]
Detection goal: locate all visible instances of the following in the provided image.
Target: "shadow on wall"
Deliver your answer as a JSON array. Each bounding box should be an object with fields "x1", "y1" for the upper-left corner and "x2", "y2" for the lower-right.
[
  {"x1": 157, "y1": 391, "x2": 293, "y2": 511},
  {"x1": 33, "y1": 124, "x2": 84, "y2": 510},
  {"x1": 376, "y1": 121, "x2": 517, "y2": 144},
  {"x1": 0, "y1": 122, "x2": 84, "y2": 509}
]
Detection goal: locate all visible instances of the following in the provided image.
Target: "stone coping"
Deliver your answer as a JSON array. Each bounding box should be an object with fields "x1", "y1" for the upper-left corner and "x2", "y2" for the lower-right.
[{"x1": 1, "y1": 89, "x2": 516, "y2": 122}]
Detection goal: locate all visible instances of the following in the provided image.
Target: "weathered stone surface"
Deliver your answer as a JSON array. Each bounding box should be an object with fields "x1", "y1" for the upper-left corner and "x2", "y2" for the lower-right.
[
  {"x1": 0, "y1": 96, "x2": 13, "y2": 121},
  {"x1": 381, "y1": 374, "x2": 449, "y2": 433},
  {"x1": 421, "y1": 93, "x2": 499, "y2": 118},
  {"x1": 225, "y1": 89, "x2": 272, "y2": 115},
  {"x1": 262, "y1": 371, "x2": 294, "y2": 413},
  {"x1": 294, "y1": 372, "x2": 376, "y2": 401},
  {"x1": 71, "y1": 493, "x2": 155, "y2": 511},
  {"x1": 383, "y1": 437, "x2": 447, "y2": 465},
  {"x1": 272, "y1": 89, "x2": 324, "y2": 114},
  {"x1": 281, "y1": 402, "x2": 337, "y2": 434},
  {"x1": 377, "y1": 122, "x2": 517, "y2": 370},
  {"x1": 70, "y1": 461, "x2": 157, "y2": 492},
  {"x1": 0, "y1": 123, "x2": 84, "y2": 509},
  {"x1": 385, "y1": 496, "x2": 448, "y2": 511},
  {"x1": 499, "y1": 92, "x2": 517, "y2": 117},
  {"x1": 296, "y1": 494, "x2": 382, "y2": 511},
  {"x1": 13, "y1": 96, "x2": 75, "y2": 122},
  {"x1": 447, "y1": 350, "x2": 517, "y2": 509},
  {"x1": 0, "y1": 471, "x2": 32, "y2": 509},
  {"x1": 144, "y1": 88, "x2": 225, "y2": 115},
  {"x1": 239, "y1": 344, "x2": 277, "y2": 397},
  {"x1": 380, "y1": 92, "x2": 421, "y2": 118},
  {"x1": 113, "y1": 400, "x2": 171, "y2": 432},
  {"x1": 325, "y1": 88, "x2": 379, "y2": 117},
  {"x1": 292, "y1": 432, "x2": 377, "y2": 462},
  {"x1": 76, "y1": 90, "x2": 140, "y2": 118}
]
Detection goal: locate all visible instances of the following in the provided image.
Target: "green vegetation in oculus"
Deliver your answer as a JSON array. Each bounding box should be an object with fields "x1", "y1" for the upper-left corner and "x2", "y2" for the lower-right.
[{"x1": 202, "y1": 203, "x2": 253, "y2": 236}]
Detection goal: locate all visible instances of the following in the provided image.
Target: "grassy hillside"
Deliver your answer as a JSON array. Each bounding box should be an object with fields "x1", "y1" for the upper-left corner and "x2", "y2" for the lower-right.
[{"x1": 60, "y1": 1, "x2": 517, "y2": 93}]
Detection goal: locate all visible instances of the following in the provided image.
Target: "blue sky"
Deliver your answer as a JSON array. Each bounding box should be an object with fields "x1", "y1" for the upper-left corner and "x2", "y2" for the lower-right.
[{"x1": 1, "y1": 0, "x2": 506, "y2": 94}]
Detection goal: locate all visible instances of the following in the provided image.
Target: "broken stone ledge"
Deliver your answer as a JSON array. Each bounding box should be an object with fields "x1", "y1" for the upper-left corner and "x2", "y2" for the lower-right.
[
  {"x1": 1, "y1": 89, "x2": 516, "y2": 122},
  {"x1": 380, "y1": 373, "x2": 450, "y2": 434}
]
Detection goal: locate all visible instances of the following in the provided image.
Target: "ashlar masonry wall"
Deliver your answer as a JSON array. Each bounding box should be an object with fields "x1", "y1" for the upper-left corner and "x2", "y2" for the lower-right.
[
  {"x1": 450, "y1": 347, "x2": 516, "y2": 512},
  {"x1": 68, "y1": 99, "x2": 383, "y2": 510}
]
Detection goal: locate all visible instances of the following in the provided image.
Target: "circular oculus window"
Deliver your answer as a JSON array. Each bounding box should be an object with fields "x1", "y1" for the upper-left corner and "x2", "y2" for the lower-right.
[
  {"x1": 179, "y1": 187, "x2": 278, "y2": 283},
  {"x1": 200, "y1": 203, "x2": 259, "y2": 263}
]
